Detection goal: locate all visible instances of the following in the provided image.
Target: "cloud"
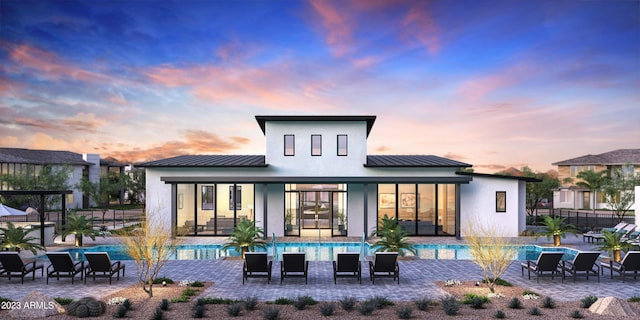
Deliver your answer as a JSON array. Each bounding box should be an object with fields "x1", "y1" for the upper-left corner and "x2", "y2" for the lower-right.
[
  {"x1": 62, "y1": 112, "x2": 106, "y2": 133},
  {"x1": 308, "y1": 0, "x2": 353, "y2": 57},
  {"x1": 443, "y1": 152, "x2": 467, "y2": 161},
  {"x1": 400, "y1": 3, "x2": 440, "y2": 54}
]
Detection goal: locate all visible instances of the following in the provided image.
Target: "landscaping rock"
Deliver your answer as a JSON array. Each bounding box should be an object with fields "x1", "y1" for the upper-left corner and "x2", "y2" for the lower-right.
[
  {"x1": 9, "y1": 291, "x2": 65, "y2": 318},
  {"x1": 589, "y1": 296, "x2": 638, "y2": 317}
]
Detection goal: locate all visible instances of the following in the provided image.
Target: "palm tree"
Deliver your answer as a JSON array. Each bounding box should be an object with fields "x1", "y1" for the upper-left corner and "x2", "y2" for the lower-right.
[
  {"x1": 535, "y1": 215, "x2": 578, "y2": 246},
  {"x1": 0, "y1": 221, "x2": 45, "y2": 255},
  {"x1": 595, "y1": 230, "x2": 632, "y2": 262},
  {"x1": 59, "y1": 211, "x2": 103, "y2": 247},
  {"x1": 576, "y1": 169, "x2": 608, "y2": 214},
  {"x1": 222, "y1": 218, "x2": 267, "y2": 258},
  {"x1": 371, "y1": 215, "x2": 417, "y2": 257}
]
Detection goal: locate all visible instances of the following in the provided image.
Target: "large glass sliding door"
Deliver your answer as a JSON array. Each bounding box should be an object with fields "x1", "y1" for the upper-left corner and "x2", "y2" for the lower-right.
[{"x1": 285, "y1": 184, "x2": 347, "y2": 236}]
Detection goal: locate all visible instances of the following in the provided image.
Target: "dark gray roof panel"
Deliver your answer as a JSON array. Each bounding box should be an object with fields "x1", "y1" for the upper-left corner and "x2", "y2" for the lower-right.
[
  {"x1": 552, "y1": 149, "x2": 640, "y2": 166},
  {"x1": 0, "y1": 148, "x2": 93, "y2": 165},
  {"x1": 161, "y1": 176, "x2": 472, "y2": 184},
  {"x1": 255, "y1": 115, "x2": 376, "y2": 136},
  {"x1": 366, "y1": 155, "x2": 471, "y2": 167},
  {"x1": 137, "y1": 155, "x2": 267, "y2": 167}
]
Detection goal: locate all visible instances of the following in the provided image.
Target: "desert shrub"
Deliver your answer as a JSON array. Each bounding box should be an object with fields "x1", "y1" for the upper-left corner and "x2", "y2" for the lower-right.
[
  {"x1": 151, "y1": 307, "x2": 164, "y2": 320},
  {"x1": 192, "y1": 304, "x2": 205, "y2": 318},
  {"x1": 580, "y1": 295, "x2": 598, "y2": 308},
  {"x1": 274, "y1": 297, "x2": 292, "y2": 305},
  {"x1": 122, "y1": 299, "x2": 132, "y2": 310},
  {"x1": 529, "y1": 307, "x2": 542, "y2": 316},
  {"x1": 153, "y1": 277, "x2": 174, "y2": 284},
  {"x1": 629, "y1": 296, "x2": 640, "y2": 303},
  {"x1": 414, "y1": 296, "x2": 434, "y2": 311},
  {"x1": 470, "y1": 297, "x2": 488, "y2": 309},
  {"x1": 263, "y1": 307, "x2": 280, "y2": 320},
  {"x1": 243, "y1": 296, "x2": 258, "y2": 311},
  {"x1": 339, "y1": 296, "x2": 357, "y2": 311},
  {"x1": 292, "y1": 295, "x2": 317, "y2": 309},
  {"x1": 319, "y1": 302, "x2": 335, "y2": 316},
  {"x1": 494, "y1": 309, "x2": 506, "y2": 319},
  {"x1": 160, "y1": 299, "x2": 169, "y2": 311},
  {"x1": 0, "y1": 297, "x2": 13, "y2": 303},
  {"x1": 508, "y1": 297, "x2": 523, "y2": 309},
  {"x1": 482, "y1": 277, "x2": 512, "y2": 286},
  {"x1": 396, "y1": 306, "x2": 413, "y2": 319},
  {"x1": 170, "y1": 296, "x2": 190, "y2": 303},
  {"x1": 54, "y1": 297, "x2": 74, "y2": 305},
  {"x1": 366, "y1": 295, "x2": 394, "y2": 309},
  {"x1": 182, "y1": 288, "x2": 199, "y2": 296},
  {"x1": 440, "y1": 295, "x2": 460, "y2": 316},
  {"x1": 113, "y1": 304, "x2": 128, "y2": 318},
  {"x1": 190, "y1": 281, "x2": 205, "y2": 287},
  {"x1": 197, "y1": 297, "x2": 239, "y2": 305},
  {"x1": 462, "y1": 293, "x2": 490, "y2": 305},
  {"x1": 358, "y1": 301, "x2": 376, "y2": 316},
  {"x1": 570, "y1": 309, "x2": 584, "y2": 318},
  {"x1": 226, "y1": 303, "x2": 243, "y2": 317},
  {"x1": 541, "y1": 296, "x2": 555, "y2": 309}
]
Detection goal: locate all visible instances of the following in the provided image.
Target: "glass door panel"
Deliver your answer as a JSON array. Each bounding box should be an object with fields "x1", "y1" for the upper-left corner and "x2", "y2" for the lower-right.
[{"x1": 285, "y1": 192, "x2": 300, "y2": 236}]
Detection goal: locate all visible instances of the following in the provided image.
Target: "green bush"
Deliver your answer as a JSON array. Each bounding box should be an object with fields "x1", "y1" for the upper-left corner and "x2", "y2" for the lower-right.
[
  {"x1": 160, "y1": 299, "x2": 169, "y2": 311},
  {"x1": 243, "y1": 296, "x2": 258, "y2": 311},
  {"x1": 529, "y1": 307, "x2": 542, "y2": 316},
  {"x1": 482, "y1": 277, "x2": 512, "y2": 286},
  {"x1": 197, "y1": 297, "x2": 240, "y2": 305},
  {"x1": 629, "y1": 296, "x2": 640, "y2": 303},
  {"x1": 462, "y1": 293, "x2": 490, "y2": 305},
  {"x1": 54, "y1": 297, "x2": 74, "y2": 305},
  {"x1": 541, "y1": 296, "x2": 555, "y2": 309},
  {"x1": 151, "y1": 307, "x2": 163, "y2": 320},
  {"x1": 170, "y1": 296, "x2": 190, "y2": 303},
  {"x1": 358, "y1": 301, "x2": 376, "y2": 316},
  {"x1": 508, "y1": 297, "x2": 523, "y2": 309},
  {"x1": 396, "y1": 306, "x2": 413, "y2": 319},
  {"x1": 152, "y1": 277, "x2": 174, "y2": 284},
  {"x1": 414, "y1": 296, "x2": 434, "y2": 311},
  {"x1": 113, "y1": 304, "x2": 128, "y2": 318},
  {"x1": 192, "y1": 304, "x2": 205, "y2": 318},
  {"x1": 190, "y1": 281, "x2": 205, "y2": 287},
  {"x1": 274, "y1": 297, "x2": 292, "y2": 305},
  {"x1": 182, "y1": 288, "x2": 199, "y2": 297},
  {"x1": 366, "y1": 295, "x2": 394, "y2": 309},
  {"x1": 0, "y1": 297, "x2": 14, "y2": 303},
  {"x1": 226, "y1": 303, "x2": 243, "y2": 317},
  {"x1": 494, "y1": 309, "x2": 506, "y2": 319},
  {"x1": 570, "y1": 309, "x2": 584, "y2": 318},
  {"x1": 440, "y1": 295, "x2": 460, "y2": 316},
  {"x1": 580, "y1": 295, "x2": 598, "y2": 308},
  {"x1": 339, "y1": 296, "x2": 357, "y2": 311},
  {"x1": 319, "y1": 302, "x2": 335, "y2": 316},
  {"x1": 263, "y1": 307, "x2": 280, "y2": 320}
]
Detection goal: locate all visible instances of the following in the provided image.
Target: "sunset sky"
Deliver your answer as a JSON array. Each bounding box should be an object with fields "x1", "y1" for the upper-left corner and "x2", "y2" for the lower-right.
[{"x1": 1, "y1": 0, "x2": 638, "y2": 173}]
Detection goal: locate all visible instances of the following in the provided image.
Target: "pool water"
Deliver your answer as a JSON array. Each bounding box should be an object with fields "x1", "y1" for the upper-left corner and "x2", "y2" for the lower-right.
[{"x1": 57, "y1": 242, "x2": 577, "y2": 262}]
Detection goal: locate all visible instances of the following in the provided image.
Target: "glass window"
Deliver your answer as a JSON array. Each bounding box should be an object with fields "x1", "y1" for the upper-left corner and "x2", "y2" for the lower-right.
[
  {"x1": 284, "y1": 135, "x2": 295, "y2": 156},
  {"x1": 311, "y1": 135, "x2": 322, "y2": 156},
  {"x1": 229, "y1": 185, "x2": 242, "y2": 210},
  {"x1": 201, "y1": 186, "x2": 214, "y2": 210},
  {"x1": 337, "y1": 135, "x2": 348, "y2": 156}
]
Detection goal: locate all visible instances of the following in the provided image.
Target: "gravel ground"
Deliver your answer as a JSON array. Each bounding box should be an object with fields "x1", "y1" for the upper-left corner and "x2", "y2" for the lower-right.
[{"x1": 4, "y1": 281, "x2": 638, "y2": 319}]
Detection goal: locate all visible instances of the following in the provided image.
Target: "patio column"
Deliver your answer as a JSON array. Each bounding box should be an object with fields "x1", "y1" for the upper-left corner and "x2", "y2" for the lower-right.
[
  {"x1": 363, "y1": 183, "x2": 368, "y2": 238},
  {"x1": 40, "y1": 193, "x2": 45, "y2": 246}
]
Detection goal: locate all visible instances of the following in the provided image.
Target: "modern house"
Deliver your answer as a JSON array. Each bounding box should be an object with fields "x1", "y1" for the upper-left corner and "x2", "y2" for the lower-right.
[
  {"x1": 140, "y1": 115, "x2": 536, "y2": 239},
  {"x1": 0, "y1": 148, "x2": 125, "y2": 209},
  {"x1": 552, "y1": 149, "x2": 640, "y2": 210}
]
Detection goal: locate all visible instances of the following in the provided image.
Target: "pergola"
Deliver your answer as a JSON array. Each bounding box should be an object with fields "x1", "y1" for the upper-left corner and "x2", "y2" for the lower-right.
[{"x1": 0, "y1": 190, "x2": 72, "y2": 246}]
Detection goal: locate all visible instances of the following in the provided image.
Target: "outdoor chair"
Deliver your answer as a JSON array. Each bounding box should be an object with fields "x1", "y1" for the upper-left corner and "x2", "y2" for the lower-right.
[
  {"x1": 600, "y1": 251, "x2": 640, "y2": 282},
  {"x1": 280, "y1": 252, "x2": 308, "y2": 284},
  {"x1": 591, "y1": 223, "x2": 634, "y2": 242},
  {"x1": 520, "y1": 251, "x2": 564, "y2": 283},
  {"x1": 332, "y1": 252, "x2": 361, "y2": 284},
  {"x1": 560, "y1": 251, "x2": 600, "y2": 282},
  {"x1": 369, "y1": 252, "x2": 399, "y2": 284},
  {"x1": 0, "y1": 252, "x2": 43, "y2": 284},
  {"x1": 84, "y1": 252, "x2": 125, "y2": 284},
  {"x1": 46, "y1": 252, "x2": 85, "y2": 284},
  {"x1": 243, "y1": 252, "x2": 272, "y2": 284},
  {"x1": 583, "y1": 222, "x2": 627, "y2": 243}
]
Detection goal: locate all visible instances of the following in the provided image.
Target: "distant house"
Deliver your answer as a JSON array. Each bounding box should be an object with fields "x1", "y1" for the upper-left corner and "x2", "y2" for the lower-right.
[
  {"x1": 552, "y1": 149, "x2": 640, "y2": 210},
  {"x1": 0, "y1": 148, "x2": 125, "y2": 209},
  {"x1": 139, "y1": 115, "x2": 537, "y2": 239}
]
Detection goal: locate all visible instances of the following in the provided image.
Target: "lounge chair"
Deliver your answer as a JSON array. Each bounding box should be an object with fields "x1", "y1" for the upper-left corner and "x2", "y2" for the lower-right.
[
  {"x1": 84, "y1": 252, "x2": 125, "y2": 284},
  {"x1": 0, "y1": 252, "x2": 43, "y2": 284},
  {"x1": 583, "y1": 222, "x2": 627, "y2": 243},
  {"x1": 280, "y1": 252, "x2": 308, "y2": 284},
  {"x1": 243, "y1": 252, "x2": 272, "y2": 284},
  {"x1": 600, "y1": 251, "x2": 640, "y2": 282},
  {"x1": 560, "y1": 251, "x2": 600, "y2": 282},
  {"x1": 592, "y1": 223, "x2": 635, "y2": 242},
  {"x1": 332, "y1": 252, "x2": 361, "y2": 284},
  {"x1": 46, "y1": 252, "x2": 84, "y2": 284},
  {"x1": 520, "y1": 251, "x2": 564, "y2": 283},
  {"x1": 369, "y1": 252, "x2": 399, "y2": 284}
]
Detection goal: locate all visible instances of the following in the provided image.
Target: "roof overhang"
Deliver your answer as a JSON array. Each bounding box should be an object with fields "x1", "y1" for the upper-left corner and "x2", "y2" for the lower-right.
[
  {"x1": 160, "y1": 176, "x2": 472, "y2": 184},
  {"x1": 455, "y1": 171, "x2": 541, "y2": 182},
  {"x1": 255, "y1": 115, "x2": 377, "y2": 137}
]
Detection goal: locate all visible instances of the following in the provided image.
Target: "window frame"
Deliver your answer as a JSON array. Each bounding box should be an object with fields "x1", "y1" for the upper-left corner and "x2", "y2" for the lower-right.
[
  {"x1": 337, "y1": 134, "x2": 348, "y2": 156},
  {"x1": 311, "y1": 134, "x2": 322, "y2": 156},
  {"x1": 284, "y1": 134, "x2": 295, "y2": 156}
]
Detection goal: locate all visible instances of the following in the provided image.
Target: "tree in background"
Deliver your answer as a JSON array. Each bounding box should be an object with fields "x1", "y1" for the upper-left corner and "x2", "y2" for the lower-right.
[
  {"x1": 463, "y1": 220, "x2": 521, "y2": 293},
  {"x1": 119, "y1": 215, "x2": 180, "y2": 298},
  {"x1": 77, "y1": 172, "x2": 123, "y2": 223},
  {"x1": 603, "y1": 167, "x2": 639, "y2": 223},
  {"x1": 123, "y1": 168, "x2": 145, "y2": 205},
  {"x1": 576, "y1": 169, "x2": 608, "y2": 214},
  {"x1": 0, "y1": 164, "x2": 71, "y2": 211},
  {"x1": 497, "y1": 167, "x2": 559, "y2": 219}
]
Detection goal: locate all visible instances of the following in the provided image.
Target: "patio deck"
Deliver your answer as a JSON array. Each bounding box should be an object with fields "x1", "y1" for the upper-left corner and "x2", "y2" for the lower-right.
[{"x1": 1, "y1": 235, "x2": 638, "y2": 302}]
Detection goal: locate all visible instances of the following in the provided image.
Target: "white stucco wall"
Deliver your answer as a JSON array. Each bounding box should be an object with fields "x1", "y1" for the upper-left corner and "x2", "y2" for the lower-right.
[
  {"x1": 636, "y1": 186, "x2": 639, "y2": 227},
  {"x1": 459, "y1": 176, "x2": 523, "y2": 238}
]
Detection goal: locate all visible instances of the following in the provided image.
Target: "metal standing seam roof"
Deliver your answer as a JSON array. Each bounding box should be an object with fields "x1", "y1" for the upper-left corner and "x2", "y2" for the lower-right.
[
  {"x1": 552, "y1": 149, "x2": 640, "y2": 166},
  {"x1": 255, "y1": 115, "x2": 377, "y2": 137},
  {"x1": 0, "y1": 148, "x2": 93, "y2": 165},
  {"x1": 136, "y1": 155, "x2": 267, "y2": 167},
  {"x1": 365, "y1": 155, "x2": 471, "y2": 167}
]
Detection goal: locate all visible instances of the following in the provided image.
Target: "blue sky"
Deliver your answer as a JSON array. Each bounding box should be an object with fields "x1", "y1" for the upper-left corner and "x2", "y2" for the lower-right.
[{"x1": 1, "y1": 0, "x2": 638, "y2": 173}]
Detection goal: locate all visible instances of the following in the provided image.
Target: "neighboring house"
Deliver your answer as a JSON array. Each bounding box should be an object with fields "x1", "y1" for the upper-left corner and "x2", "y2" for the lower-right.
[
  {"x1": 0, "y1": 148, "x2": 125, "y2": 209},
  {"x1": 140, "y1": 115, "x2": 536, "y2": 239},
  {"x1": 552, "y1": 149, "x2": 640, "y2": 210}
]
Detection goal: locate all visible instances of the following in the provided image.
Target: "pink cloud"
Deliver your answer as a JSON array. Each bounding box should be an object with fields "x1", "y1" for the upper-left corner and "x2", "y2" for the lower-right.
[
  {"x1": 309, "y1": 0, "x2": 353, "y2": 57},
  {"x1": 401, "y1": 4, "x2": 440, "y2": 54}
]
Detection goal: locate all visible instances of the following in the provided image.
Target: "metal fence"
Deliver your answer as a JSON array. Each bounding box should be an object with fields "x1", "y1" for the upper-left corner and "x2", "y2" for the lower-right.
[
  {"x1": 548, "y1": 208, "x2": 635, "y2": 231},
  {"x1": 0, "y1": 208, "x2": 145, "y2": 231}
]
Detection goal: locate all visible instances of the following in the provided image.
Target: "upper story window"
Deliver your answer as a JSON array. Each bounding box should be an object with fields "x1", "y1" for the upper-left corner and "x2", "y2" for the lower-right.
[
  {"x1": 311, "y1": 135, "x2": 322, "y2": 156},
  {"x1": 337, "y1": 135, "x2": 348, "y2": 156},
  {"x1": 570, "y1": 165, "x2": 595, "y2": 177},
  {"x1": 284, "y1": 135, "x2": 295, "y2": 156}
]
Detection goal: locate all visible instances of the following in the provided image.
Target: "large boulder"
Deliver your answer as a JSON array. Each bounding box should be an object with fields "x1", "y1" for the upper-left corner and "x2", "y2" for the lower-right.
[
  {"x1": 588, "y1": 296, "x2": 638, "y2": 317},
  {"x1": 8, "y1": 291, "x2": 65, "y2": 318}
]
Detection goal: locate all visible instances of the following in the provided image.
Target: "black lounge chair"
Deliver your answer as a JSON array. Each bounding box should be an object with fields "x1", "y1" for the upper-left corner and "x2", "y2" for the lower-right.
[
  {"x1": 520, "y1": 251, "x2": 564, "y2": 283},
  {"x1": 280, "y1": 252, "x2": 308, "y2": 284},
  {"x1": 84, "y1": 252, "x2": 125, "y2": 284},
  {"x1": 0, "y1": 252, "x2": 43, "y2": 284},
  {"x1": 369, "y1": 252, "x2": 399, "y2": 284},
  {"x1": 46, "y1": 252, "x2": 84, "y2": 284},
  {"x1": 243, "y1": 252, "x2": 272, "y2": 284},
  {"x1": 332, "y1": 252, "x2": 361, "y2": 284},
  {"x1": 601, "y1": 251, "x2": 640, "y2": 282},
  {"x1": 560, "y1": 251, "x2": 600, "y2": 282}
]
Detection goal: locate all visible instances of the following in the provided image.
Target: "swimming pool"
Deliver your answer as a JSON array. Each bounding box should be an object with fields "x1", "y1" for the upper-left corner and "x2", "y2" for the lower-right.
[{"x1": 57, "y1": 242, "x2": 578, "y2": 262}]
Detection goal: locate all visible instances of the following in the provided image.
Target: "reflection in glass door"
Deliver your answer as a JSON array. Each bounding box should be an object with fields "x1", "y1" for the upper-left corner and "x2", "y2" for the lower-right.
[{"x1": 302, "y1": 192, "x2": 331, "y2": 229}]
